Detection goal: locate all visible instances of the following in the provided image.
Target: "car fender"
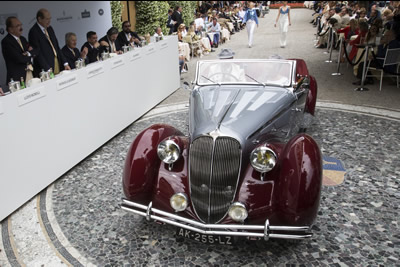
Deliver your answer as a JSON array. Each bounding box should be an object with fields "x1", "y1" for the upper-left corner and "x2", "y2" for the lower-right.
[
  {"x1": 276, "y1": 134, "x2": 322, "y2": 226},
  {"x1": 122, "y1": 124, "x2": 183, "y2": 204}
]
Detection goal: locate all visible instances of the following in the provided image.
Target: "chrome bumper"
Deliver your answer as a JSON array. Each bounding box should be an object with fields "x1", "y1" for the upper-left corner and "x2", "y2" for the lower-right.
[{"x1": 121, "y1": 198, "x2": 312, "y2": 240}]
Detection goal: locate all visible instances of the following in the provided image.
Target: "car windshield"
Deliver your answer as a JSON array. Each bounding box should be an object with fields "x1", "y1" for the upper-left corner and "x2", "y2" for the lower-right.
[{"x1": 197, "y1": 60, "x2": 293, "y2": 87}]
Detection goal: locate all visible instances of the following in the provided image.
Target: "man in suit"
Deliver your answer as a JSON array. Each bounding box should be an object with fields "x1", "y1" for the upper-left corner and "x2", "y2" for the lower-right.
[
  {"x1": 80, "y1": 31, "x2": 100, "y2": 64},
  {"x1": 167, "y1": 9, "x2": 174, "y2": 35},
  {"x1": 99, "y1": 27, "x2": 122, "y2": 54},
  {"x1": 117, "y1": 21, "x2": 141, "y2": 47},
  {"x1": 61, "y1": 32, "x2": 86, "y2": 69},
  {"x1": 171, "y1": 6, "x2": 184, "y2": 33},
  {"x1": 28, "y1": 8, "x2": 70, "y2": 76},
  {"x1": 1, "y1": 16, "x2": 36, "y2": 86}
]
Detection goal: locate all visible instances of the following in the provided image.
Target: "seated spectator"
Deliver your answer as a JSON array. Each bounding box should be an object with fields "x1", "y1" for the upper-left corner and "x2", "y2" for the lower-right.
[
  {"x1": 316, "y1": 9, "x2": 341, "y2": 48},
  {"x1": 117, "y1": 21, "x2": 141, "y2": 47},
  {"x1": 382, "y1": 9, "x2": 394, "y2": 30},
  {"x1": 357, "y1": 8, "x2": 367, "y2": 20},
  {"x1": 194, "y1": 13, "x2": 205, "y2": 33},
  {"x1": 207, "y1": 18, "x2": 221, "y2": 48},
  {"x1": 340, "y1": 7, "x2": 351, "y2": 28},
  {"x1": 348, "y1": 20, "x2": 369, "y2": 61},
  {"x1": 177, "y1": 24, "x2": 187, "y2": 42},
  {"x1": 337, "y1": 19, "x2": 359, "y2": 62},
  {"x1": 99, "y1": 27, "x2": 122, "y2": 54},
  {"x1": 353, "y1": 25, "x2": 400, "y2": 85},
  {"x1": 368, "y1": 9, "x2": 381, "y2": 25},
  {"x1": 81, "y1": 31, "x2": 100, "y2": 64},
  {"x1": 153, "y1": 27, "x2": 164, "y2": 38},
  {"x1": 238, "y1": 6, "x2": 246, "y2": 20},
  {"x1": 61, "y1": 32, "x2": 85, "y2": 69}
]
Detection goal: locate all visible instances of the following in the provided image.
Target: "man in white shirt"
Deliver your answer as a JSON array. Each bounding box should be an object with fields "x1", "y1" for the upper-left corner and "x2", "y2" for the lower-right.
[
  {"x1": 238, "y1": 6, "x2": 246, "y2": 20},
  {"x1": 194, "y1": 14, "x2": 205, "y2": 33},
  {"x1": 153, "y1": 27, "x2": 164, "y2": 37},
  {"x1": 208, "y1": 18, "x2": 221, "y2": 48}
]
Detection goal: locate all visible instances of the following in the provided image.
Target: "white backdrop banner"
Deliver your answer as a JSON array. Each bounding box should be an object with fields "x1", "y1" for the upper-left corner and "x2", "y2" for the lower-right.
[{"x1": 0, "y1": 1, "x2": 112, "y2": 87}]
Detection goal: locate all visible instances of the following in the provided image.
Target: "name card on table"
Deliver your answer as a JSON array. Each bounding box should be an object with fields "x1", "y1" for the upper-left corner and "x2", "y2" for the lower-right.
[
  {"x1": 86, "y1": 64, "x2": 104, "y2": 78},
  {"x1": 56, "y1": 74, "x2": 78, "y2": 91},
  {"x1": 145, "y1": 44, "x2": 156, "y2": 55},
  {"x1": 17, "y1": 87, "x2": 46, "y2": 107},
  {"x1": 130, "y1": 51, "x2": 141, "y2": 61},
  {"x1": 111, "y1": 57, "x2": 125, "y2": 69},
  {"x1": 158, "y1": 41, "x2": 168, "y2": 50},
  {"x1": 0, "y1": 101, "x2": 3, "y2": 115}
]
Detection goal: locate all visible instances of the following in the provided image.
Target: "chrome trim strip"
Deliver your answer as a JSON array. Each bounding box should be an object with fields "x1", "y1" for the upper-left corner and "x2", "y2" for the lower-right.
[{"x1": 121, "y1": 199, "x2": 312, "y2": 240}]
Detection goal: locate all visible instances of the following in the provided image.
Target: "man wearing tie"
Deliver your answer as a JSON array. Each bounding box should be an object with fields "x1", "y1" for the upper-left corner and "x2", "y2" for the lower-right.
[
  {"x1": 28, "y1": 8, "x2": 70, "y2": 76},
  {"x1": 117, "y1": 21, "x2": 141, "y2": 47},
  {"x1": 80, "y1": 31, "x2": 100, "y2": 64},
  {"x1": 99, "y1": 27, "x2": 122, "y2": 54},
  {"x1": 1, "y1": 16, "x2": 36, "y2": 86},
  {"x1": 61, "y1": 32, "x2": 86, "y2": 69}
]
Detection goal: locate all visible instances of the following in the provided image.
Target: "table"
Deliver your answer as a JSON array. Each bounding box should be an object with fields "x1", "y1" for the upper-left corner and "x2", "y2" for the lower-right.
[{"x1": 0, "y1": 36, "x2": 180, "y2": 221}]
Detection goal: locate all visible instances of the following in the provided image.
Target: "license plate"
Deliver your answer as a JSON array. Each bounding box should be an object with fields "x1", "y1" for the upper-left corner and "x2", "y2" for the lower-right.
[{"x1": 176, "y1": 228, "x2": 234, "y2": 245}]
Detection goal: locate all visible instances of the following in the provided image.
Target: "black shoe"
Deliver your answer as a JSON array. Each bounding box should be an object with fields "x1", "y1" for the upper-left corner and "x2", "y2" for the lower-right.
[
  {"x1": 352, "y1": 80, "x2": 361, "y2": 85},
  {"x1": 210, "y1": 49, "x2": 216, "y2": 52}
]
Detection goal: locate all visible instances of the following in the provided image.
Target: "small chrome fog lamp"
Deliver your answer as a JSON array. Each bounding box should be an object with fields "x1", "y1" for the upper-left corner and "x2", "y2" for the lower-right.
[
  {"x1": 157, "y1": 139, "x2": 180, "y2": 164},
  {"x1": 170, "y1": 193, "x2": 188, "y2": 212},
  {"x1": 228, "y1": 202, "x2": 248, "y2": 222}
]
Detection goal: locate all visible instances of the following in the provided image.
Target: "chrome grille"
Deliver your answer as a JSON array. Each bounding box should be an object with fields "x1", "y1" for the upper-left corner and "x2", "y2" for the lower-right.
[{"x1": 190, "y1": 136, "x2": 241, "y2": 223}]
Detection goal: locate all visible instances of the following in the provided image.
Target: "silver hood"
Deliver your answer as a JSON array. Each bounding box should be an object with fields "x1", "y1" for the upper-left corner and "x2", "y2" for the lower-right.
[{"x1": 189, "y1": 86, "x2": 296, "y2": 143}]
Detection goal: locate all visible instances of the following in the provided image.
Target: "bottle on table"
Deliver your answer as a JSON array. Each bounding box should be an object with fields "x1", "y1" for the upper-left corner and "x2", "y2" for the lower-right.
[{"x1": 20, "y1": 77, "x2": 25, "y2": 89}]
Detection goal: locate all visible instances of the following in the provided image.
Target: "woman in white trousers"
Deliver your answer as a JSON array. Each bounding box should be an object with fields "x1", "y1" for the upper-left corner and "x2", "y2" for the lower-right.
[
  {"x1": 243, "y1": 1, "x2": 259, "y2": 48},
  {"x1": 275, "y1": 1, "x2": 291, "y2": 48}
]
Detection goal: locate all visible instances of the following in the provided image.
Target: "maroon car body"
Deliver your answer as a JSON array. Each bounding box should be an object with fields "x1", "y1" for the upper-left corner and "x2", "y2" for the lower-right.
[{"x1": 121, "y1": 59, "x2": 322, "y2": 242}]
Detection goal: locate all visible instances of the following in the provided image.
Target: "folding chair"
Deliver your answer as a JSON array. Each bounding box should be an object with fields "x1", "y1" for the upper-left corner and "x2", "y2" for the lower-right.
[{"x1": 365, "y1": 47, "x2": 400, "y2": 91}]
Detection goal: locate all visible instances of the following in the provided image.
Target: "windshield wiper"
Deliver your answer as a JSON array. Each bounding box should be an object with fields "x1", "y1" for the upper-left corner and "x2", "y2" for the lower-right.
[
  {"x1": 245, "y1": 74, "x2": 265, "y2": 86},
  {"x1": 201, "y1": 75, "x2": 220, "y2": 86}
]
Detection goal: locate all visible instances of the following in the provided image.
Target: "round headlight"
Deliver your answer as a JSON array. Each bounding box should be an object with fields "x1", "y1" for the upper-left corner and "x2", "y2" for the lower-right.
[
  {"x1": 157, "y1": 139, "x2": 180, "y2": 164},
  {"x1": 250, "y1": 147, "x2": 277, "y2": 173},
  {"x1": 170, "y1": 193, "x2": 188, "y2": 212},
  {"x1": 228, "y1": 202, "x2": 248, "y2": 222}
]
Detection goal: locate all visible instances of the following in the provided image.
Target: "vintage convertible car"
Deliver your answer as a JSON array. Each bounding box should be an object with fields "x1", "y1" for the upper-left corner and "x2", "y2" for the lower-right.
[{"x1": 121, "y1": 59, "x2": 322, "y2": 244}]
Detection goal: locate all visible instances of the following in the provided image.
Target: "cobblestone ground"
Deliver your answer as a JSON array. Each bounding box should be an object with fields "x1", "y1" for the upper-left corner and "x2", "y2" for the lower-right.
[{"x1": 1, "y1": 7, "x2": 399, "y2": 267}]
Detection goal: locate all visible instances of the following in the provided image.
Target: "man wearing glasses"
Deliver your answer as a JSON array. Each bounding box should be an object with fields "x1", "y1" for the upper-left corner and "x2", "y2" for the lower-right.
[{"x1": 117, "y1": 21, "x2": 142, "y2": 47}]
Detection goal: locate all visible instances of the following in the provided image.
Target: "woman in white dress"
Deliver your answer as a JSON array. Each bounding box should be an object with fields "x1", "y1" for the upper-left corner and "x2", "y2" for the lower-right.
[{"x1": 274, "y1": 1, "x2": 291, "y2": 48}]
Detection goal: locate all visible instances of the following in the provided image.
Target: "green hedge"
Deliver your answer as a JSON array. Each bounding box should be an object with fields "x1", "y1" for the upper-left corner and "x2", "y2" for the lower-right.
[
  {"x1": 135, "y1": 1, "x2": 170, "y2": 36},
  {"x1": 110, "y1": 1, "x2": 124, "y2": 31}
]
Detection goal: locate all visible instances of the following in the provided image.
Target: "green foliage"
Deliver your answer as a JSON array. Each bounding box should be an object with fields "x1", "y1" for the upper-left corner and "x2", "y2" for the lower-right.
[
  {"x1": 110, "y1": 1, "x2": 124, "y2": 31},
  {"x1": 168, "y1": 1, "x2": 197, "y2": 27},
  {"x1": 135, "y1": 1, "x2": 170, "y2": 36}
]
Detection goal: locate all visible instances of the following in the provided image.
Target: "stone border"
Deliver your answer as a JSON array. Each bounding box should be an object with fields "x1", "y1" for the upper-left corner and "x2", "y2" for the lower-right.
[
  {"x1": 317, "y1": 101, "x2": 400, "y2": 121},
  {"x1": 1, "y1": 219, "x2": 22, "y2": 267}
]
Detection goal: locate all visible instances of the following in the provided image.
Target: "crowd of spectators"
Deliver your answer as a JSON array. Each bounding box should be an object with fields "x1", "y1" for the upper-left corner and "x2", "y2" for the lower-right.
[
  {"x1": 171, "y1": 1, "x2": 269, "y2": 74},
  {"x1": 310, "y1": 1, "x2": 400, "y2": 85},
  {"x1": 0, "y1": 2, "x2": 271, "y2": 94}
]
